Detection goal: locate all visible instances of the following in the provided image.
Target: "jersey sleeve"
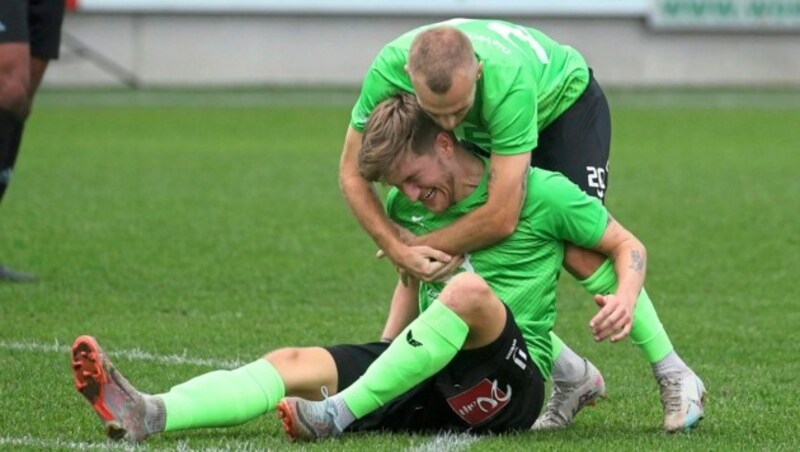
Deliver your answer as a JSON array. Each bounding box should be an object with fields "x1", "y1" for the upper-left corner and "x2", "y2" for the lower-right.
[
  {"x1": 534, "y1": 171, "x2": 608, "y2": 248},
  {"x1": 350, "y1": 49, "x2": 413, "y2": 133}
]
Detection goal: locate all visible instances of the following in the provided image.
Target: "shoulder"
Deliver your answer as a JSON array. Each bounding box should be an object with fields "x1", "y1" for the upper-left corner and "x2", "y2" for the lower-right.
[{"x1": 526, "y1": 168, "x2": 585, "y2": 207}]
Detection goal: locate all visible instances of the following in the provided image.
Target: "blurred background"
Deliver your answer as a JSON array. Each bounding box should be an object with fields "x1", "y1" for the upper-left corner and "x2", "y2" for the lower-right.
[
  {"x1": 50, "y1": 0, "x2": 800, "y2": 89},
  {"x1": 2, "y1": 2, "x2": 798, "y2": 449}
]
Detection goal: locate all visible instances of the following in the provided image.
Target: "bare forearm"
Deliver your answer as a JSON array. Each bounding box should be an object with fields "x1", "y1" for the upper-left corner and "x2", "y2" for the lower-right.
[
  {"x1": 598, "y1": 216, "x2": 647, "y2": 304},
  {"x1": 339, "y1": 126, "x2": 404, "y2": 257},
  {"x1": 611, "y1": 242, "x2": 647, "y2": 304},
  {"x1": 381, "y1": 280, "x2": 420, "y2": 341},
  {"x1": 340, "y1": 174, "x2": 403, "y2": 254},
  {"x1": 413, "y1": 203, "x2": 514, "y2": 254},
  {"x1": 589, "y1": 216, "x2": 647, "y2": 342}
]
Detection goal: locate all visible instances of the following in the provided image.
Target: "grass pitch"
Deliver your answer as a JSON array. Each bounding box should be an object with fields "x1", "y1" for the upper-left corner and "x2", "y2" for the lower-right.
[{"x1": 0, "y1": 88, "x2": 797, "y2": 450}]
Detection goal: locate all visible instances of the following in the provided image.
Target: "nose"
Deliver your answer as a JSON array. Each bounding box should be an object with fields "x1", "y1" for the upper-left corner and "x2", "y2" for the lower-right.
[
  {"x1": 438, "y1": 116, "x2": 459, "y2": 130},
  {"x1": 401, "y1": 183, "x2": 421, "y2": 201}
]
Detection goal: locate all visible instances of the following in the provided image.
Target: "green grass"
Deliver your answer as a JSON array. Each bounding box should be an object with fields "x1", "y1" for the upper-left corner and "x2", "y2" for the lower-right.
[{"x1": 0, "y1": 88, "x2": 797, "y2": 450}]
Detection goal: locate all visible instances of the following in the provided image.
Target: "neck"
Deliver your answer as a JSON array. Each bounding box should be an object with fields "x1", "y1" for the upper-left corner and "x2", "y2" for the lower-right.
[{"x1": 452, "y1": 147, "x2": 485, "y2": 202}]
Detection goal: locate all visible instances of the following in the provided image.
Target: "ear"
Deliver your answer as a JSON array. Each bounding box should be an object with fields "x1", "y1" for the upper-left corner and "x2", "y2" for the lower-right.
[{"x1": 435, "y1": 132, "x2": 456, "y2": 157}]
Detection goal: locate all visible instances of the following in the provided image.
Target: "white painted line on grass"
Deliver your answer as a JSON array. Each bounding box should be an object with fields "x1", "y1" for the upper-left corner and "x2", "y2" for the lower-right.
[
  {"x1": 411, "y1": 432, "x2": 480, "y2": 452},
  {"x1": 0, "y1": 339, "x2": 246, "y2": 369},
  {"x1": 0, "y1": 435, "x2": 137, "y2": 450},
  {"x1": 0, "y1": 432, "x2": 476, "y2": 452},
  {"x1": 0, "y1": 435, "x2": 275, "y2": 451}
]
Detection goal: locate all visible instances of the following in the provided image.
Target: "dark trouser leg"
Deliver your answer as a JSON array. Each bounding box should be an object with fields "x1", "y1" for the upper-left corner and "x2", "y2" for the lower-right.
[
  {"x1": 0, "y1": 107, "x2": 24, "y2": 203},
  {"x1": 0, "y1": 108, "x2": 34, "y2": 281}
]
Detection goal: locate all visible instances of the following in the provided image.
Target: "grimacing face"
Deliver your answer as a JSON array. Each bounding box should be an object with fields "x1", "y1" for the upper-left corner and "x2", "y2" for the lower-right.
[{"x1": 411, "y1": 63, "x2": 482, "y2": 131}]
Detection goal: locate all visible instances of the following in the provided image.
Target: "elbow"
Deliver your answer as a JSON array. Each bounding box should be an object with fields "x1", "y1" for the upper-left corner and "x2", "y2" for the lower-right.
[
  {"x1": 496, "y1": 221, "x2": 517, "y2": 239},
  {"x1": 635, "y1": 238, "x2": 647, "y2": 259},
  {"x1": 337, "y1": 171, "x2": 351, "y2": 192},
  {"x1": 492, "y1": 212, "x2": 519, "y2": 239},
  {"x1": 338, "y1": 166, "x2": 364, "y2": 194},
  {"x1": 338, "y1": 160, "x2": 354, "y2": 185},
  {"x1": 485, "y1": 192, "x2": 522, "y2": 239}
]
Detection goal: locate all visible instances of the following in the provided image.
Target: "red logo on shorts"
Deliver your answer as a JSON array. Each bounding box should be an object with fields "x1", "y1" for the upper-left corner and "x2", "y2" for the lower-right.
[{"x1": 446, "y1": 378, "x2": 512, "y2": 425}]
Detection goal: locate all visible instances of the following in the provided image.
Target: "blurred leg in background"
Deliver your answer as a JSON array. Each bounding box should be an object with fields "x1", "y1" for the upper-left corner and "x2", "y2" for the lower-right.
[{"x1": 0, "y1": 0, "x2": 65, "y2": 282}]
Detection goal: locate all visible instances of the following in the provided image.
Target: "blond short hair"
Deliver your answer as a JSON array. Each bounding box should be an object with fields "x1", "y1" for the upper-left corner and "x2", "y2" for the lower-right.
[
  {"x1": 359, "y1": 93, "x2": 445, "y2": 182},
  {"x1": 408, "y1": 26, "x2": 477, "y2": 94}
]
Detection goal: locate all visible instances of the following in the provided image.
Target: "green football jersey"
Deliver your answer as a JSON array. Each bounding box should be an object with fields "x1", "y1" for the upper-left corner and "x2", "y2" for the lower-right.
[
  {"x1": 385, "y1": 160, "x2": 607, "y2": 379},
  {"x1": 351, "y1": 18, "x2": 589, "y2": 155}
]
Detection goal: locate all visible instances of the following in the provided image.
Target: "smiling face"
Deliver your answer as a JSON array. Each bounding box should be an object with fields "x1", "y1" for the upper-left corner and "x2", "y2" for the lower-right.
[
  {"x1": 382, "y1": 133, "x2": 458, "y2": 214},
  {"x1": 359, "y1": 92, "x2": 476, "y2": 211}
]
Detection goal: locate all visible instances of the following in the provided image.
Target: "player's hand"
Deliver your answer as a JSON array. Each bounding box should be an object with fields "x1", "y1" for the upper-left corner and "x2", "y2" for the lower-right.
[
  {"x1": 429, "y1": 254, "x2": 465, "y2": 282},
  {"x1": 589, "y1": 293, "x2": 635, "y2": 343},
  {"x1": 375, "y1": 222, "x2": 417, "y2": 258},
  {"x1": 376, "y1": 253, "x2": 454, "y2": 286},
  {"x1": 379, "y1": 245, "x2": 453, "y2": 284}
]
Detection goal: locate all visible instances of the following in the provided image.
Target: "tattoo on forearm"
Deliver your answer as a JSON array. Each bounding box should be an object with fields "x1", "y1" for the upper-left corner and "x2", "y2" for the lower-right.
[{"x1": 630, "y1": 249, "x2": 644, "y2": 273}]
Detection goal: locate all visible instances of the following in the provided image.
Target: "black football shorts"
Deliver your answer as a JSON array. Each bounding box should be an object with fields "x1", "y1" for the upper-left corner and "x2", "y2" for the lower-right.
[
  {"x1": 0, "y1": 0, "x2": 66, "y2": 59},
  {"x1": 326, "y1": 303, "x2": 545, "y2": 433},
  {"x1": 532, "y1": 71, "x2": 612, "y2": 203}
]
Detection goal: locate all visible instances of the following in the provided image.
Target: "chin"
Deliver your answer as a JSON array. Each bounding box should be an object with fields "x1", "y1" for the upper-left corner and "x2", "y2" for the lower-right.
[{"x1": 426, "y1": 203, "x2": 448, "y2": 214}]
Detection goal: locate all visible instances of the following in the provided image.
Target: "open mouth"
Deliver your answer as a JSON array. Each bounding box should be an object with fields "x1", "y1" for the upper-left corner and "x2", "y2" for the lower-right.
[{"x1": 422, "y1": 188, "x2": 436, "y2": 200}]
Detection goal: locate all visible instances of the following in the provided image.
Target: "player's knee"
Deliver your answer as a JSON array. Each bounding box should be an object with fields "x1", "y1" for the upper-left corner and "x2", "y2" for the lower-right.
[
  {"x1": 439, "y1": 272, "x2": 493, "y2": 318},
  {"x1": 0, "y1": 72, "x2": 32, "y2": 118},
  {"x1": 264, "y1": 347, "x2": 304, "y2": 366}
]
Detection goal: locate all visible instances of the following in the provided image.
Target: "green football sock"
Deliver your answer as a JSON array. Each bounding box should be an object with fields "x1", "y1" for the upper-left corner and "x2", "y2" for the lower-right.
[
  {"x1": 579, "y1": 260, "x2": 673, "y2": 363},
  {"x1": 341, "y1": 299, "x2": 469, "y2": 419},
  {"x1": 630, "y1": 287, "x2": 673, "y2": 363},
  {"x1": 159, "y1": 359, "x2": 285, "y2": 431}
]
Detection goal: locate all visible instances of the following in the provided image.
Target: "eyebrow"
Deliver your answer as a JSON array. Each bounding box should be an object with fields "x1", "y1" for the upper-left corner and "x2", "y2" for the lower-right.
[
  {"x1": 384, "y1": 165, "x2": 415, "y2": 186},
  {"x1": 400, "y1": 170, "x2": 419, "y2": 185}
]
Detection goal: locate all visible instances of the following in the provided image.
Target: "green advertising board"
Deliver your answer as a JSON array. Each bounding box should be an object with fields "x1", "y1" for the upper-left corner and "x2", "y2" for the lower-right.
[{"x1": 651, "y1": 0, "x2": 800, "y2": 29}]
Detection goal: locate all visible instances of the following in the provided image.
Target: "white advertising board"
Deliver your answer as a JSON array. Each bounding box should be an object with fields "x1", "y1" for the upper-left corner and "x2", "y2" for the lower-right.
[{"x1": 74, "y1": 0, "x2": 648, "y2": 16}]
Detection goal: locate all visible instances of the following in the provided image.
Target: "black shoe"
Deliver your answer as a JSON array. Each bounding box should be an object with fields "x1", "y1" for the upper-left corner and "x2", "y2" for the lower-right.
[{"x1": 0, "y1": 265, "x2": 35, "y2": 282}]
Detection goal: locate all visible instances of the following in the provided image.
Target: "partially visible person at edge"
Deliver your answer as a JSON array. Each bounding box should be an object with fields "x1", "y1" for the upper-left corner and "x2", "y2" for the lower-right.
[
  {"x1": 338, "y1": 20, "x2": 704, "y2": 433},
  {"x1": 0, "y1": 0, "x2": 66, "y2": 282}
]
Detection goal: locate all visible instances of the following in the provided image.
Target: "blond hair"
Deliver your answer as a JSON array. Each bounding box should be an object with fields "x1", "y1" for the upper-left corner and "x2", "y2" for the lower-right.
[
  {"x1": 359, "y1": 93, "x2": 446, "y2": 182},
  {"x1": 408, "y1": 26, "x2": 477, "y2": 94}
]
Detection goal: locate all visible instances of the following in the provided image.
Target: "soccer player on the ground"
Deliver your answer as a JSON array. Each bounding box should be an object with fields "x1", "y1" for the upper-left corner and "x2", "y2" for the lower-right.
[
  {"x1": 337, "y1": 18, "x2": 705, "y2": 432},
  {"x1": 70, "y1": 94, "x2": 680, "y2": 443},
  {"x1": 0, "y1": 0, "x2": 65, "y2": 281},
  {"x1": 279, "y1": 93, "x2": 703, "y2": 440}
]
